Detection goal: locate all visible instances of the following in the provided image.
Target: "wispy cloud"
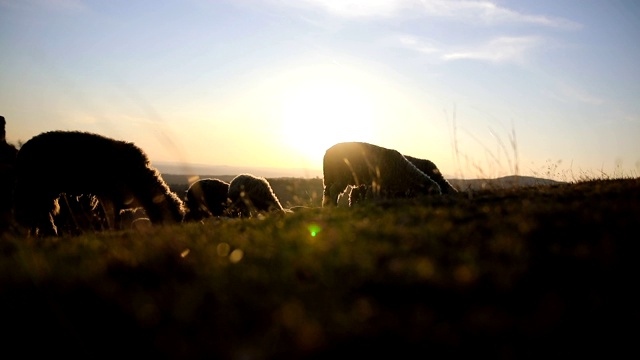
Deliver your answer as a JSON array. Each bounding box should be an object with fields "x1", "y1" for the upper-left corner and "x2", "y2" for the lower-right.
[
  {"x1": 552, "y1": 82, "x2": 605, "y2": 105},
  {"x1": 397, "y1": 35, "x2": 544, "y2": 65},
  {"x1": 397, "y1": 35, "x2": 440, "y2": 54},
  {"x1": 442, "y1": 36, "x2": 543, "y2": 64},
  {"x1": 274, "y1": 0, "x2": 581, "y2": 29},
  {"x1": 418, "y1": 0, "x2": 581, "y2": 29},
  {"x1": 293, "y1": 0, "x2": 406, "y2": 18}
]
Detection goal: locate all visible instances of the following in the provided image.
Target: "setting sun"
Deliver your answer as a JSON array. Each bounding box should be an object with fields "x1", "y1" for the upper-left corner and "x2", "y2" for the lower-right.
[{"x1": 278, "y1": 64, "x2": 378, "y2": 166}]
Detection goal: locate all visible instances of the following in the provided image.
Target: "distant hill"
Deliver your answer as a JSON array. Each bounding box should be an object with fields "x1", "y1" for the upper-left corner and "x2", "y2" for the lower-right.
[{"x1": 448, "y1": 175, "x2": 566, "y2": 191}]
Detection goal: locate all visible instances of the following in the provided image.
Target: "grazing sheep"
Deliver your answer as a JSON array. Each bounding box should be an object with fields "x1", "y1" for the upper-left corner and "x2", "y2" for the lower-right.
[
  {"x1": 118, "y1": 207, "x2": 149, "y2": 230},
  {"x1": 183, "y1": 178, "x2": 230, "y2": 222},
  {"x1": 13, "y1": 130, "x2": 185, "y2": 237},
  {"x1": 348, "y1": 184, "x2": 369, "y2": 207},
  {"x1": 403, "y1": 155, "x2": 458, "y2": 194},
  {"x1": 54, "y1": 193, "x2": 110, "y2": 236},
  {"x1": 0, "y1": 116, "x2": 18, "y2": 231},
  {"x1": 322, "y1": 142, "x2": 442, "y2": 207},
  {"x1": 130, "y1": 217, "x2": 152, "y2": 232},
  {"x1": 227, "y1": 173, "x2": 286, "y2": 218},
  {"x1": 343, "y1": 156, "x2": 457, "y2": 207}
]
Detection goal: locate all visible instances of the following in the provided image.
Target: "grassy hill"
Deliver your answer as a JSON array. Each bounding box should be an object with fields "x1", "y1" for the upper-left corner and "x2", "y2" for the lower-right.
[{"x1": 1, "y1": 177, "x2": 638, "y2": 359}]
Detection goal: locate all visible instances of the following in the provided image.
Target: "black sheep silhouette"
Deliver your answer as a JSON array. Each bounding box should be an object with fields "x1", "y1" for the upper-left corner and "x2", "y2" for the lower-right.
[
  {"x1": 13, "y1": 130, "x2": 185, "y2": 236},
  {"x1": 322, "y1": 142, "x2": 442, "y2": 207},
  {"x1": 0, "y1": 116, "x2": 19, "y2": 231},
  {"x1": 53, "y1": 193, "x2": 110, "y2": 236},
  {"x1": 183, "y1": 178, "x2": 230, "y2": 222},
  {"x1": 227, "y1": 173, "x2": 286, "y2": 218},
  {"x1": 345, "y1": 156, "x2": 457, "y2": 207},
  {"x1": 402, "y1": 155, "x2": 458, "y2": 195},
  {"x1": 349, "y1": 155, "x2": 458, "y2": 207}
]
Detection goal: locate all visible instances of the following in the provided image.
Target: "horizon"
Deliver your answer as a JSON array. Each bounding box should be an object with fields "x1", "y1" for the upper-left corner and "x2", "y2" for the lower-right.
[
  {"x1": 153, "y1": 160, "x2": 568, "y2": 183},
  {"x1": 2, "y1": 1, "x2": 639, "y2": 182},
  {"x1": 153, "y1": 160, "x2": 324, "y2": 179}
]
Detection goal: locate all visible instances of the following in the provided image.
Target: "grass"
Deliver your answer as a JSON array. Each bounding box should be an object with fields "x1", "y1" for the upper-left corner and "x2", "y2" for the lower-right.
[{"x1": 1, "y1": 176, "x2": 639, "y2": 359}]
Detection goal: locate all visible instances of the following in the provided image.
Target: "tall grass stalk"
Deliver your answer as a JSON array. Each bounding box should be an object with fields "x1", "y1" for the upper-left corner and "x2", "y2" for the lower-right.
[{"x1": 444, "y1": 105, "x2": 520, "y2": 182}]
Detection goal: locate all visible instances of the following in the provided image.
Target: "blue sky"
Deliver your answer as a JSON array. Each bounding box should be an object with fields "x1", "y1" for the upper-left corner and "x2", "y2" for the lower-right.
[{"x1": 1, "y1": 0, "x2": 639, "y2": 180}]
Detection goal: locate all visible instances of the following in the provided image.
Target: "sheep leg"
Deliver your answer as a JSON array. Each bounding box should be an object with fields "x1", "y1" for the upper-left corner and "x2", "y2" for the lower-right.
[
  {"x1": 18, "y1": 195, "x2": 59, "y2": 237},
  {"x1": 33, "y1": 212, "x2": 57, "y2": 237},
  {"x1": 324, "y1": 183, "x2": 347, "y2": 207},
  {"x1": 322, "y1": 187, "x2": 332, "y2": 207},
  {"x1": 32, "y1": 203, "x2": 58, "y2": 237},
  {"x1": 96, "y1": 196, "x2": 118, "y2": 231}
]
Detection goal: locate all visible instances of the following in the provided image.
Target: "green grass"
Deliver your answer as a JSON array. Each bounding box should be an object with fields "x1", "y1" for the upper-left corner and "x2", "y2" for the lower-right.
[{"x1": 1, "y1": 177, "x2": 639, "y2": 359}]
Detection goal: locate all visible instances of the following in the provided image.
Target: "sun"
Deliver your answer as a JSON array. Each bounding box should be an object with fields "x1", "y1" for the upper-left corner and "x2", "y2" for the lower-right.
[{"x1": 278, "y1": 67, "x2": 378, "y2": 167}]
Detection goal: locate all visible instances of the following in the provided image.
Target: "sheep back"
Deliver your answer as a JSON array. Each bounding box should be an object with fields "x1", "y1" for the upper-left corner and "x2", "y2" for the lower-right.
[
  {"x1": 183, "y1": 178, "x2": 230, "y2": 221},
  {"x1": 227, "y1": 173, "x2": 284, "y2": 217},
  {"x1": 13, "y1": 130, "x2": 184, "y2": 236},
  {"x1": 322, "y1": 142, "x2": 441, "y2": 206},
  {"x1": 403, "y1": 155, "x2": 458, "y2": 194}
]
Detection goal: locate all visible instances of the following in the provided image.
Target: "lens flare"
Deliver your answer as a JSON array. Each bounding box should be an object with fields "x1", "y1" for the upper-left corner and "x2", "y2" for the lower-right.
[{"x1": 308, "y1": 223, "x2": 322, "y2": 237}]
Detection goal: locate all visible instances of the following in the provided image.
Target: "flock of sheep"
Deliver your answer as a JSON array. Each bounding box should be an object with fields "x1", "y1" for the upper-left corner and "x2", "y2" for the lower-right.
[{"x1": 0, "y1": 118, "x2": 457, "y2": 237}]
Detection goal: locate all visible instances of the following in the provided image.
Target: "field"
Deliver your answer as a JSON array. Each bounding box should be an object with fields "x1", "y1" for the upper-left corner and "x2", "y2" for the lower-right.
[{"x1": 1, "y1": 177, "x2": 639, "y2": 359}]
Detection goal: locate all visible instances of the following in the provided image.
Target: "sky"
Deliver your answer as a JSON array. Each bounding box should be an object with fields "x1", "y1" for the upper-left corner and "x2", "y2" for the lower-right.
[{"x1": 1, "y1": 0, "x2": 639, "y2": 180}]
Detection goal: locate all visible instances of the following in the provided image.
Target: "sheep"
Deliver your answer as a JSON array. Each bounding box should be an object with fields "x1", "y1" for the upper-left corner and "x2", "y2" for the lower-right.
[
  {"x1": 13, "y1": 130, "x2": 185, "y2": 237},
  {"x1": 0, "y1": 116, "x2": 18, "y2": 231},
  {"x1": 118, "y1": 207, "x2": 149, "y2": 230},
  {"x1": 53, "y1": 193, "x2": 110, "y2": 236},
  {"x1": 348, "y1": 184, "x2": 369, "y2": 207},
  {"x1": 227, "y1": 173, "x2": 287, "y2": 218},
  {"x1": 130, "y1": 217, "x2": 152, "y2": 231},
  {"x1": 403, "y1": 155, "x2": 458, "y2": 194},
  {"x1": 183, "y1": 178, "x2": 230, "y2": 222},
  {"x1": 322, "y1": 142, "x2": 442, "y2": 207},
  {"x1": 343, "y1": 156, "x2": 457, "y2": 207}
]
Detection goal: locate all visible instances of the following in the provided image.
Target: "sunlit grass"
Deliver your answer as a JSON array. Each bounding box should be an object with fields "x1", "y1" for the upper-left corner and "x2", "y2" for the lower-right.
[
  {"x1": 442, "y1": 106, "x2": 640, "y2": 183},
  {"x1": 1, "y1": 176, "x2": 638, "y2": 358}
]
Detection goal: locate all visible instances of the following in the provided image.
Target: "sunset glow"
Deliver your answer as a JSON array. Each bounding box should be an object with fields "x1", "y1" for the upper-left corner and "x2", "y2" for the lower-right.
[{"x1": 278, "y1": 65, "x2": 378, "y2": 166}]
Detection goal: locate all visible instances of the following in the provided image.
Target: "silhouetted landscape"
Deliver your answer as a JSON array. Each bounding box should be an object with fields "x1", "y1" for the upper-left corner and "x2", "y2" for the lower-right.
[
  {"x1": 2, "y1": 175, "x2": 638, "y2": 359},
  {"x1": 3, "y1": 1, "x2": 639, "y2": 358}
]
